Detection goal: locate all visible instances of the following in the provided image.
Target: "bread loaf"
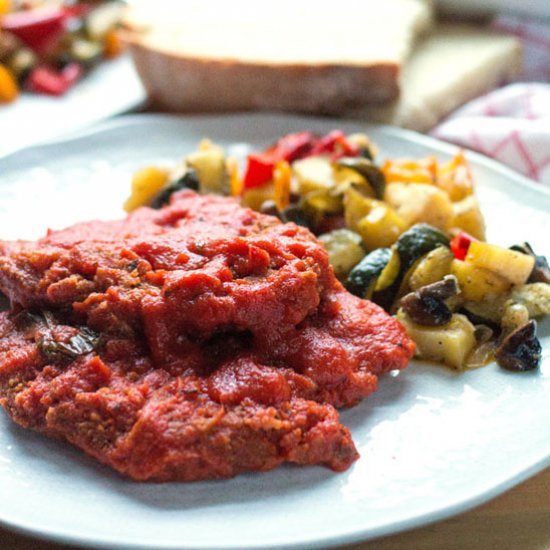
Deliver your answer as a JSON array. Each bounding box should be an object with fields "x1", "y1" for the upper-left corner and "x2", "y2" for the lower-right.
[
  {"x1": 123, "y1": 0, "x2": 434, "y2": 115},
  {"x1": 356, "y1": 24, "x2": 522, "y2": 131}
]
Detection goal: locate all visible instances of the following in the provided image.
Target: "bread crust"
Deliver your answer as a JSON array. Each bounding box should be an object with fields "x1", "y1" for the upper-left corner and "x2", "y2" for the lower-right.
[
  {"x1": 355, "y1": 24, "x2": 522, "y2": 131},
  {"x1": 126, "y1": 37, "x2": 400, "y2": 115}
]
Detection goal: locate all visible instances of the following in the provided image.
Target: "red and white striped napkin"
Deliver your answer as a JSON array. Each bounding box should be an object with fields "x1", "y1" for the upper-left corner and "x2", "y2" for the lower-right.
[{"x1": 432, "y1": 15, "x2": 550, "y2": 186}]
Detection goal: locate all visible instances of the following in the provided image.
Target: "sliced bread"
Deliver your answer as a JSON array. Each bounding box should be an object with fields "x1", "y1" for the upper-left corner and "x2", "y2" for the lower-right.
[
  {"x1": 356, "y1": 24, "x2": 522, "y2": 131},
  {"x1": 123, "y1": 0, "x2": 433, "y2": 114}
]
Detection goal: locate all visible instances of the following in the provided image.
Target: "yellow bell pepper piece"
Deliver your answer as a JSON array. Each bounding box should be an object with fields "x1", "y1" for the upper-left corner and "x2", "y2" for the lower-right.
[
  {"x1": 104, "y1": 29, "x2": 124, "y2": 58},
  {"x1": 227, "y1": 157, "x2": 243, "y2": 197},
  {"x1": 0, "y1": 64, "x2": 19, "y2": 104},
  {"x1": 437, "y1": 151, "x2": 475, "y2": 202},
  {"x1": 382, "y1": 156, "x2": 437, "y2": 184},
  {"x1": 274, "y1": 160, "x2": 291, "y2": 211},
  {"x1": 0, "y1": 0, "x2": 11, "y2": 16}
]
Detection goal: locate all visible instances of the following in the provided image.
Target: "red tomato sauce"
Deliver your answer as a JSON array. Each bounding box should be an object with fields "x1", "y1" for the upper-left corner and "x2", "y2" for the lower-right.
[{"x1": 0, "y1": 191, "x2": 414, "y2": 481}]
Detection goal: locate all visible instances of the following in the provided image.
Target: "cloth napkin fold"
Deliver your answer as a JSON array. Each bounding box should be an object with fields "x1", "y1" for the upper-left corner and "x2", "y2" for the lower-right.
[{"x1": 432, "y1": 15, "x2": 550, "y2": 186}]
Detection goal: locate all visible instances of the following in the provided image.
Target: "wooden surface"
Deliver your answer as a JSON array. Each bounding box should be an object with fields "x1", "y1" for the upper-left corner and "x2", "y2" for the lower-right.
[{"x1": 1, "y1": 466, "x2": 549, "y2": 550}]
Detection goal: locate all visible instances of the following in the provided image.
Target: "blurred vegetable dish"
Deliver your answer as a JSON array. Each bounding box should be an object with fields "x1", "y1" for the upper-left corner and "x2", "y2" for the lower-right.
[{"x1": 0, "y1": 0, "x2": 124, "y2": 102}]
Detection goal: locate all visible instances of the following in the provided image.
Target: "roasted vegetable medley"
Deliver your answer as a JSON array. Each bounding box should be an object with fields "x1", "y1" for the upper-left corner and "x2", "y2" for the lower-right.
[
  {"x1": 124, "y1": 130, "x2": 550, "y2": 372},
  {"x1": 0, "y1": 0, "x2": 124, "y2": 102}
]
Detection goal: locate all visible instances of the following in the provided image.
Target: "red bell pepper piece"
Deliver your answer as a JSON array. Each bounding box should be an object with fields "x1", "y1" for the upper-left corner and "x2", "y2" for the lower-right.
[
  {"x1": 271, "y1": 131, "x2": 315, "y2": 163},
  {"x1": 242, "y1": 154, "x2": 277, "y2": 189},
  {"x1": 1, "y1": 8, "x2": 66, "y2": 56},
  {"x1": 243, "y1": 132, "x2": 316, "y2": 189},
  {"x1": 61, "y1": 62, "x2": 83, "y2": 86},
  {"x1": 27, "y1": 63, "x2": 83, "y2": 96},
  {"x1": 311, "y1": 129, "x2": 360, "y2": 159},
  {"x1": 242, "y1": 130, "x2": 362, "y2": 190},
  {"x1": 62, "y1": 4, "x2": 94, "y2": 20},
  {"x1": 450, "y1": 231, "x2": 478, "y2": 261}
]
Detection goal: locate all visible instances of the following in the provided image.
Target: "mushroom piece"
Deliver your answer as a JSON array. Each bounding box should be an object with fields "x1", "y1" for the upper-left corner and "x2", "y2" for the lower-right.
[
  {"x1": 495, "y1": 320, "x2": 542, "y2": 372},
  {"x1": 510, "y1": 242, "x2": 550, "y2": 284},
  {"x1": 399, "y1": 274, "x2": 460, "y2": 326}
]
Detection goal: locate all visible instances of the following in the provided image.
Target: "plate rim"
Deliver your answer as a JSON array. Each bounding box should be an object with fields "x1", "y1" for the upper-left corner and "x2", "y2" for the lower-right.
[
  {"x1": 0, "y1": 55, "x2": 147, "y2": 158},
  {"x1": 1, "y1": 454, "x2": 549, "y2": 550},
  {"x1": 3, "y1": 112, "x2": 548, "y2": 201}
]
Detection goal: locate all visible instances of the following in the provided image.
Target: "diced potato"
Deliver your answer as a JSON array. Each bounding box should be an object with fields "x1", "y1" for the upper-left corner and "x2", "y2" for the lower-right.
[
  {"x1": 186, "y1": 139, "x2": 228, "y2": 194},
  {"x1": 293, "y1": 156, "x2": 335, "y2": 195},
  {"x1": 465, "y1": 241, "x2": 535, "y2": 286},
  {"x1": 450, "y1": 195, "x2": 486, "y2": 240},
  {"x1": 397, "y1": 310, "x2": 476, "y2": 369},
  {"x1": 436, "y1": 151, "x2": 474, "y2": 202},
  {"x1": 124, "y1": 166, "x2": 170, "y2": 212},
  {"x1": 384, "y1": 182, "x2": 454, "y2": 231},
  {"x1": 356, "y1": 200, "x2": 406, "y2": 250},
  {"x1": 451, "y1": 259, "x2": 512, "y2": 301},
  {"x1": 464, "y1": 282, "x2": 550, "y2": 324},
  {"x1": 318, "y1": 229, "x2": 365, "y2": 279},
  {"x1": 409, "y1": 246, "x2": 455, "y2": 291},
  {"x1": 241, "y1": 182, "x2": 275, "y2": 210}
]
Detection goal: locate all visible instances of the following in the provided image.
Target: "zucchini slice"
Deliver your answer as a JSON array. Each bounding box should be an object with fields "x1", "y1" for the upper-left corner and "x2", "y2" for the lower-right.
[
  {"x1": 150, "y1": 170, "x2": 200, "y2": 209},
  {"x1": 347, "y1": 224, "x2": 450, "y2": 308},
  {"x1": 346, "y1": 247, "x2": 393, "y2": 299},
  {"x1": 343, "y1": 183, "x2": 373, "y2": 232},
  {"x1": 335, "y1": 157, "x2": 386, "y2": 199},
  {"x1": 374, "y1": 249, "x2": 401, "y2": 292},
  {"x1": 396, "y1": 224, "x2": 450, "y2": 275},
  {"x1": 356, "y1": 201, "x2": 406, "y2": 251},
  {"x1": 408, "y1": 245, "x2": 455, "y2": 291}
]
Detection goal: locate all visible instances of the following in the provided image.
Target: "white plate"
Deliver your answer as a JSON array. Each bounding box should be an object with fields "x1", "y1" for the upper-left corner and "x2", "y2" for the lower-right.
[
  {"x1": 0, "y1": 55, "x2": 146, "y2": 156},
  {"x1": 437, "y1": 0, "x2": 550, "y2": 18},
  {"x1": 0, "y1": 114, "x2": 549, "y2": 550}
]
